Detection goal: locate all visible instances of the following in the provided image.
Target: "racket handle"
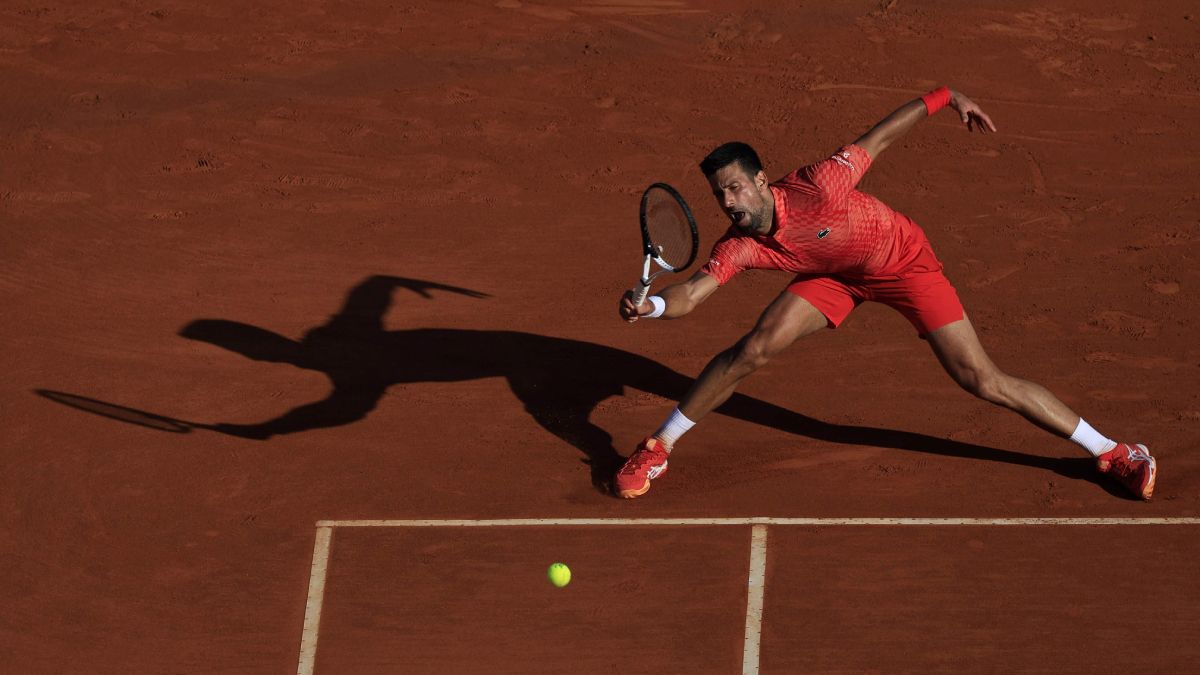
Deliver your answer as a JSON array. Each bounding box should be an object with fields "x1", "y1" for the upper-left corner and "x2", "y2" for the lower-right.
[{"x1": 631, "y1": 281, "x2": 651, "y2": 308}]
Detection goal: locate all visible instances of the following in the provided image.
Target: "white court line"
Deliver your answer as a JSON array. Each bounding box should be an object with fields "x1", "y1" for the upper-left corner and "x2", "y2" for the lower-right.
[
  {"x1": 319, "y1": 517, "x2": 1200, "y2": 527},
  {"x1": 742, "y1": 524, "x2": 768, "y2": 675},
  {"x1": 299, "y1": 517, "x2": 1200, "y2": 672},
  {"x1": 297, "y1": 526, "x2": 333, "y2": 675}
]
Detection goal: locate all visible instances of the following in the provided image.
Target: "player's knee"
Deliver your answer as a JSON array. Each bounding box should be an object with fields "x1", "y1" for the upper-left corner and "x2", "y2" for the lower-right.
[
  {"x1": 963, "y1": 369, "x2": 1008, "y2": 404},
  {"x1": 731, "y1": 333, "x2": 777, "y2": 373}
]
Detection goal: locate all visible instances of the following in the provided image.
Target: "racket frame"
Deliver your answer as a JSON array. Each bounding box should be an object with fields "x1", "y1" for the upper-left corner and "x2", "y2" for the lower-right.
[{"x1": 632, "y1": 182, "x2": 699, "y2": 307}]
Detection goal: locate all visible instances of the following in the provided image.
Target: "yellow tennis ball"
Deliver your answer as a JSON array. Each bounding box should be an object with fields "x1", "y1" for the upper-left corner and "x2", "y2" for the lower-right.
[{"x1": 547, "y1": 562, "x2": 571, "y2": 588}]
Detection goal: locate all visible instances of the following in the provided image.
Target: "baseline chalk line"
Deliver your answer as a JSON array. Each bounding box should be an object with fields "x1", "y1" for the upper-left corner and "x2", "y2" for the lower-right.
[{"x1": 318, "y1": 517, "x2": 1200, "y2": 528}]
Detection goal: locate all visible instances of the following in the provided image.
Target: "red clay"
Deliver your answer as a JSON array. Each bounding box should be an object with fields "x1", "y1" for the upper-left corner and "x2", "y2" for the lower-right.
[
  {"x1": 317, "y1": 526, "x2": 749, "y2": 673},
  {"x1": 2, "y1": 0, "x2": 1198, "y2": 671}
]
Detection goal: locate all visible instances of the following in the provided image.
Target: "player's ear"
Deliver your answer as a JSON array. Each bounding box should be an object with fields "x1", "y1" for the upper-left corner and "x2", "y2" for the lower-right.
[{"x1": 755, "y1": 170, "x2": 768, "y2": 188}]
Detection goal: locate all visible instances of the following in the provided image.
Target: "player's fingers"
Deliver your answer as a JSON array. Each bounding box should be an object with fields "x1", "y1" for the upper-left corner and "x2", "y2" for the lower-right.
[{"x1": 622, "y1": 294, "x2": 648, "y2": 316}]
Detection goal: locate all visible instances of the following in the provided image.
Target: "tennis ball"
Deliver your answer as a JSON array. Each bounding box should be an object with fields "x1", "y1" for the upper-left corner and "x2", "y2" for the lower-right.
[{"x1": 547, "y1": 562, "x2": 571, "y2": 588}]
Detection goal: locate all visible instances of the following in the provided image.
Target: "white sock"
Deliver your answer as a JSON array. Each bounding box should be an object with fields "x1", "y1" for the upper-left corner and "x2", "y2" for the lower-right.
[
  {"x1": 653, "y1": 408, "x2": 695, "y2": 449},
  {"x1": 1070, "y1": 418, "x2": 1118, "y2": 457}
]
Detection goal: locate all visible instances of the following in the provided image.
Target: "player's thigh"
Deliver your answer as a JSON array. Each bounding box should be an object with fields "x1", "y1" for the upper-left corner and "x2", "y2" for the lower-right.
[
  {"x1": 745, "y1": 291, "x2": 829, "y2": 355},
  {"x1": 924, "y1": 315, "x2": 1001, "y2": 389}
]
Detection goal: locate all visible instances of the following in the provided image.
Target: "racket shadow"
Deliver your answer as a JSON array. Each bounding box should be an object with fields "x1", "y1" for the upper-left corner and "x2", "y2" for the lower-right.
[
  {"x1": 34, "y1": 389, "x2": 198, "y2": 434},
  {"x1": 33, "y1": 274, "x2": 1115, "y2": 497}
]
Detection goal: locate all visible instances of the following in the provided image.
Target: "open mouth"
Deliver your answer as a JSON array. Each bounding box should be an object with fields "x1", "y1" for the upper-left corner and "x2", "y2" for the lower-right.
[{"x1": 730, "y1": 211, "x2": 747, "y2": 226}]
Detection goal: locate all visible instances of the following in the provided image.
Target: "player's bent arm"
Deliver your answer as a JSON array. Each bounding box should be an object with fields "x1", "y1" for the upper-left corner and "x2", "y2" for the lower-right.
[
  {"x1": 854, "y1": 88, "x2": 997, "y2": 160},
  {"x1": 620, "y1": 270, "x2": 719, "y2": 322}
]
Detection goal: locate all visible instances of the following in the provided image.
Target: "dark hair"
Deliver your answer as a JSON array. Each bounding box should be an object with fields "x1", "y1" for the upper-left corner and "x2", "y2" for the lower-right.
[{"x1": 699, "y1": 141, "x2": 763, "y2": 177}]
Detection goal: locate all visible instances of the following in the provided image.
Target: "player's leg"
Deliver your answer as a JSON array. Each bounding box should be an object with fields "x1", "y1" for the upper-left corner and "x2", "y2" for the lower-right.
[
  {"x1": 877, "y1": 268, "x2": 1106, "y2": 441},
  {"x1": 675, "y1": 291, "x2": 828, "y2": 425},
  {"x1": 616, "y1": 279, "x2": 849, "y2": 498},
  {"x1": 924, "y1": 316, "x2": 1078, "y2": 434},
  {"x1": 924, "y1": 315, "x2": 1156, "y2": 499},
  {"x1": 873, "y1": 262, "x2": 1156, "y2": 499}
]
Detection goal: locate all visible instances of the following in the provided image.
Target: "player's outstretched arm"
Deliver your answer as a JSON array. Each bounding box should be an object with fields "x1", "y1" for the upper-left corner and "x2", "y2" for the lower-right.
[
  {"x1": 620, "y1": 270, "x2": 719, "y2": 323},
  {"x1": 853, "y1": 87, "x2": 997, "y2": 160}
]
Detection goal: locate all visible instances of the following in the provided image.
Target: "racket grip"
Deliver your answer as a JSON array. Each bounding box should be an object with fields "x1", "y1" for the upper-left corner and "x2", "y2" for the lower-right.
[{"x1": 631, "y1": 281, "x2": 651, "y2": 308}]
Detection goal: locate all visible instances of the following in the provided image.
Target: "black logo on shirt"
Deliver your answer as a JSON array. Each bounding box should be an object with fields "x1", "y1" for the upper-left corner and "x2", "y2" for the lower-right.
[{"x1": 817, "y1": 227, "x2": 831, "y2": 239}]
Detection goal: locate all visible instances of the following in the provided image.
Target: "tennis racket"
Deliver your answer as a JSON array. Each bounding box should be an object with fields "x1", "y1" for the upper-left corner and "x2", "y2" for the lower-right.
[{"x1": 631, "y1": 182, "x2": 699, "y2": 308}]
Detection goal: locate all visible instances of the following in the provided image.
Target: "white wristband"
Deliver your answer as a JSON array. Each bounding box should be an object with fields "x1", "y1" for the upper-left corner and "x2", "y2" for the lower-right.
[{"x1": 646, "y1": 295, "x2": 666, "y2": 318}]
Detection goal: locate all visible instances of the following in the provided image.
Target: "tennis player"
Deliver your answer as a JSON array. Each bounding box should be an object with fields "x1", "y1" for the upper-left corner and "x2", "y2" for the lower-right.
[{"x1": 616, "y1": 86, "x2": 1157, "y2": 501}]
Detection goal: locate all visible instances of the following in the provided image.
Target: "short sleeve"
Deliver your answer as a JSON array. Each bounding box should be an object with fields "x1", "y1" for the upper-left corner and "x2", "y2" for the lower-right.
[
  {"x1": 699, "y1": 230, "x2": 759, "y2": 286},
  {"x1": 796, "y1": 144, "x2": 873, "y2": 198}
]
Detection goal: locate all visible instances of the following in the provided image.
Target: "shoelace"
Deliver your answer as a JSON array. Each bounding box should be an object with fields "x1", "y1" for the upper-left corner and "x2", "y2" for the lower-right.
[
  {"x1": 1126, "y1": 446, "x2": 1153, "y2": 463},
  {"x1": 1110, "y1": 447, "x2": 1150, "y2": 479},
  {"x1": 619, "y1": 446, "x2": 665, "y2": 475}
]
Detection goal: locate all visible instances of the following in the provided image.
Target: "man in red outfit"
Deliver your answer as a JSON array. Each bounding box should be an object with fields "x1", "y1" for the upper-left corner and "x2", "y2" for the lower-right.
[{"x1": 616, "y1": 86, "x2": 1157, "y2": 501}]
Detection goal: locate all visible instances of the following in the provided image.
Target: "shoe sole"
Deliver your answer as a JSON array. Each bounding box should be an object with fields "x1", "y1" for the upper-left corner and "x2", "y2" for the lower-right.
[
  {"x1": 618, "y1": 480, "x2": 651, "y2": 499},
  {"x1": 1142, "y1": 455, "x2": 1157, "y2": 500},
  {"x1": 617, "y1": 465, "x2": 667, "y2": 499}
]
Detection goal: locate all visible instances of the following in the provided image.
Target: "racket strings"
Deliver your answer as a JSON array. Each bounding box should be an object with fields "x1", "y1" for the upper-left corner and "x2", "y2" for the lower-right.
[{"x1": 644, "y1": 190, "x2": 694, "y2": 270}]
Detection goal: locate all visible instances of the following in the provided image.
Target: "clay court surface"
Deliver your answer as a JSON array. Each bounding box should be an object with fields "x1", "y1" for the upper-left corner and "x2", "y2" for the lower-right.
[{"x1": 3, "y1": 0, "x2": 1199, "y2": 671}]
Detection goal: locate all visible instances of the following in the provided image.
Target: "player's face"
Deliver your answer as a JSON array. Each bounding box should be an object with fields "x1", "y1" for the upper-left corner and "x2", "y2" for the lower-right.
[{"x1": 708, "y1": 163, "x2": 772, "y2": 235}]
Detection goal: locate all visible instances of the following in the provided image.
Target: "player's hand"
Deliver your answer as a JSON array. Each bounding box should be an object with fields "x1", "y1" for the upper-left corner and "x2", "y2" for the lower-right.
[
  {"x1": 949, "y1": 90, "x2": 997, "y2": 134},
  {"x1": 619, "y1": 289, "x2": 650, "y2": 323}
]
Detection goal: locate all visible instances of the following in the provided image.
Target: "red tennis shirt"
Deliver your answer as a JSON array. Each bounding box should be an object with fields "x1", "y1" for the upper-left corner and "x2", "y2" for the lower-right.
[{"x1": 700, "y1": 144, "x2": 941, "y2": 284}]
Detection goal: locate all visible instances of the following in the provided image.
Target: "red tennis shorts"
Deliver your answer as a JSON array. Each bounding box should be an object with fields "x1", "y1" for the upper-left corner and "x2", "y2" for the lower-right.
[{"x1": 787, "y1": 269, "x2": 965, "y2": 337}]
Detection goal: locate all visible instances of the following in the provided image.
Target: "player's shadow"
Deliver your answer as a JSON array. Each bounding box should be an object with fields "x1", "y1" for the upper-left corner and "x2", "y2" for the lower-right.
[{"x1": 159, "y1": 275, "x2": 1106, "y2": 495}]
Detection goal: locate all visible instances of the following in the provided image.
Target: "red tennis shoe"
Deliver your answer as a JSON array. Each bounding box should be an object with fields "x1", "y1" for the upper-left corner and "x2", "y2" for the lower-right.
[
  {"x1": 1096, "y1": 443, "x2": 1156, "y2": 500},
  {"x1": 615, "y1": 437, "x2": 670, "y2": 499}
]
